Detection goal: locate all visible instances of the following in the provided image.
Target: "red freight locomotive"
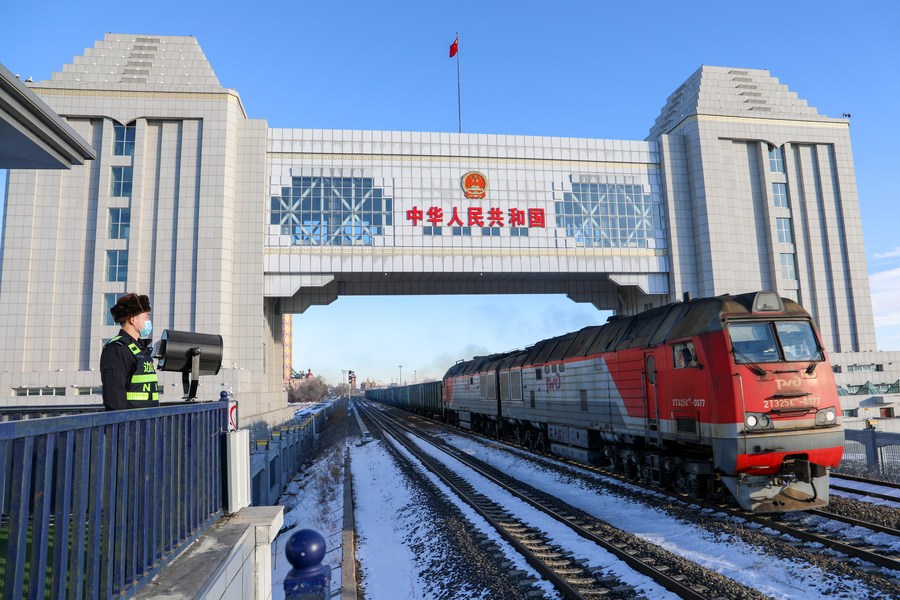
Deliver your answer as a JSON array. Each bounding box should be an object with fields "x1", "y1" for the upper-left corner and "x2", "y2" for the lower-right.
[{"x1": 369, "y1": 292, "x2": 844, "y2": 513}]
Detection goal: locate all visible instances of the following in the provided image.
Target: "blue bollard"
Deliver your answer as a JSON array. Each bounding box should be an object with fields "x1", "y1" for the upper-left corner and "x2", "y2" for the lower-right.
[{"x1": 283, "y1": 529, "x2": 332, "y2": 600}]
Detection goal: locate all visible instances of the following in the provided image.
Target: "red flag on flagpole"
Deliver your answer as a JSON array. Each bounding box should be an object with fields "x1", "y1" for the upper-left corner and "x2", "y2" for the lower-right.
[{"x1": 449, "y1": 37, "x2": 458, "y2": 58}]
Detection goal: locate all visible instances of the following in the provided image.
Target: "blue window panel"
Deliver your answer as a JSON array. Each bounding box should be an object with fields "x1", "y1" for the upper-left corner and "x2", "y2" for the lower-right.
[
  {"x1": 104, "y1": 293, "x2": 118, "y2": 325},
  {"x1": 108, "y1": 208, "x2": 130, "y2": 239},
  {"x1": 113, "y1": 122, "x2": 136, "y2": 156},
  {"x1": 776, "y1": 218, "x2": 793, "y2": 244},
  {"x1": 556, "y1": 181, "x2": 661, "y2": 249},
  {"x1": 270, "y1": 176, "x2": 393, "y2": 246},
  {"x1": 110, "y1": 167, "x2": 133, "y2": 198},
  {"x1": 772, "y1": 183, "x2": 790, "y2": 208},
  {"x1": 106, "y1": 250, "x2": 128, "y2": 282},
  {"x1": 769, "y1": 146, "x2": 785, "y2": 173},
  {"x1": 780, "y1": 253, "x2": 797, "y2": 280}
]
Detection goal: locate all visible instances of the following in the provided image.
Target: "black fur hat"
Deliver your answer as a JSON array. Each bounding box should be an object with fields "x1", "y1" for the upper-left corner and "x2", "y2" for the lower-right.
[{"x1": 110, "y1": 293, "x2": 151, "y2": 324}]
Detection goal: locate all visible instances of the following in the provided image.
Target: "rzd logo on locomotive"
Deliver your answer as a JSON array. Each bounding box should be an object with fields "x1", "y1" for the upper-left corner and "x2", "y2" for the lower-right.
[
  {"x1": 775, "y1": 376, "x2": 802, "y2": 391},
  {"x1": 545, "y1": 373, "x2": 562, "y2": 392}
]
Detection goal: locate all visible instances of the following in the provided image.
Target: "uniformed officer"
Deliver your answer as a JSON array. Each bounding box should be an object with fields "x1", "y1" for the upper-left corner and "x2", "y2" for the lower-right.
[{"x1": 100, "y1": 293, "x2": 159, "y2": 410}]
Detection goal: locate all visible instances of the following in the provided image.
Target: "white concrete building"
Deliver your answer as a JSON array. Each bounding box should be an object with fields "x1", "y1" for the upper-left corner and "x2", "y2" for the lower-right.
[{"x1": 1, "y1": 34, "x2": 894, "y2": 428}]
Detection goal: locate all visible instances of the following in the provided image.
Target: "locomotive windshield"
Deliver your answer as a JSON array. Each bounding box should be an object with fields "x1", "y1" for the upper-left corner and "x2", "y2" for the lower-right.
[{"x1": 729, "y1": 320, "x2": 823, "y2": 363}]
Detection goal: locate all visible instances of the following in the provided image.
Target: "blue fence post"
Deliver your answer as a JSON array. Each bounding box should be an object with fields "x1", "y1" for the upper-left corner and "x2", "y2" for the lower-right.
[
  {"x1": 283, "y1": 529, "x2": 331, "y2": 599},
  {"x1": 860, "y1": 426, "x2": 880, "y2": 474}
]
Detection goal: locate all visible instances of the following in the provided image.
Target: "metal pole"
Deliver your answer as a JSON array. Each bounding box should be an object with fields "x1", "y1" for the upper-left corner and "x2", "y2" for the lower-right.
[{"x1": 456, "y1": 32, "x2": 462, "y2": 134}]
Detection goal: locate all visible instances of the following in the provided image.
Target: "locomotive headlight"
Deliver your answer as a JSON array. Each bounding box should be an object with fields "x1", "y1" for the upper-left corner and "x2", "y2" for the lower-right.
[
  {"x1": 744, "y1": 412, "x2": 774, "y2": 431},
  {"x1": 815, "y1": 407, "x2": 838, "y2": 426}
]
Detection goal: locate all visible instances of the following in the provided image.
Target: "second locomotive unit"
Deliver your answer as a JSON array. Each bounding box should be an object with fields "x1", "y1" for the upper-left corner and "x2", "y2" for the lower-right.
[{"x1": 367, "y1": 292, "x2": 844, "y2": 513}]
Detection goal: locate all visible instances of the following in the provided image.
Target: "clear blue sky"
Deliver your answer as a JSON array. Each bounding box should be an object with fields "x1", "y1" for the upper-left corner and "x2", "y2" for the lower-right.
[{"x1": 1, "y1": 1, "x2": 898, "y2": 385}]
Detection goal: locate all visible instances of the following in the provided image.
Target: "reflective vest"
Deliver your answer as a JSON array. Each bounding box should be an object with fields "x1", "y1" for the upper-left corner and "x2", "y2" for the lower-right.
[{"x1": 107, "y1": 335, "x2": 159, "y2": 405}]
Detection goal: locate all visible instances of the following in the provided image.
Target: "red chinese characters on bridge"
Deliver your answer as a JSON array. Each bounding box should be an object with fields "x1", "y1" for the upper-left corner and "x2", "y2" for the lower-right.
[{"x1": 406, "y1": 206, "x2": 546, "y2": 229}]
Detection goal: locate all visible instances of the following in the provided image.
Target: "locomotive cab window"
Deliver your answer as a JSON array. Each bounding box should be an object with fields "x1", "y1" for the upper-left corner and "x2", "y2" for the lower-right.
[
  {"x1": 775, "y1": 321, "x2": 823, "y2": 362},
  {"x1": 729, "y1": 320, "x2": 822, "y2": 364},
  {"x1": 672, "y1": 342, "x2": 698, "y2": 369},
  {"x1": 729, "y1": 322, "x2": 780, "y2": 363}
]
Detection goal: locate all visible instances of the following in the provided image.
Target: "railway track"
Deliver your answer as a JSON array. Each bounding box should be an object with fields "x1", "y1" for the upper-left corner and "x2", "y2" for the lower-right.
[
  {"x1": 359, "y1": 401, "x2": 768, "y2": 600},
  {"x1": 831, "y1": 474, "x2": 900, "y2": 504},
  {"x1": 376, "y1": 404, "x2": 900, "y2": 593}
]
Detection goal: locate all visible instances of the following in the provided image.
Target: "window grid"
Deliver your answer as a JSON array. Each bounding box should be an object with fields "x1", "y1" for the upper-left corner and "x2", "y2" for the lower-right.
[
  {"x1": 776, "y1": 217, "x2": 793, "y2": 244},
  {"x1": 110, "y1": 167, "x2": 133, "y2": 198},
  {"x1": 772, "y1": 182, "x2": 790, "y2": 208},
  {"x1": 556, "y1": 183, "x2": 661, "y2": 248},
  {"x1": 108, "y1": 207, "x2": 130, "y2": 239},
  {"x1": 270, "y1": 176, "x2": 393, "y2": 246},
  {"x1": 15, "y1": 387, "x2": 66, "y2": 397},
  {"x1": 780, "y1": 253, "x2": 797, "y2": 280},
  {"x1": 114, "y1": 122, "x2": 136, "y2": 156},
  {"x1": 451, "y1": 227, "x2": 472, "y2": 236},
  {"x1": 769, "y1": 146, "x2": 785, "y2": 173},
  {"x1": 106, "y1": 250, "x2": 128, "y2": 282},
  {"x1": 104, "y1": 293, "x2": 118, "y2": 325}
]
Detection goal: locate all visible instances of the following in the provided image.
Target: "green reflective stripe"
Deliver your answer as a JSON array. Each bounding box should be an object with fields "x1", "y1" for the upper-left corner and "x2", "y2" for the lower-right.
[
  {"x1": 105, "y1": 336, "x2": 122, "y2": 346},
  {"x1": 126, "y1": 392, "x2": 159, "y2": 401},
  {"x1": 127, "y1": 343, "x2": 141, "y2": 355},
  {"x1": 131, "y1": 374, "x2": 158, "y2": 384}
]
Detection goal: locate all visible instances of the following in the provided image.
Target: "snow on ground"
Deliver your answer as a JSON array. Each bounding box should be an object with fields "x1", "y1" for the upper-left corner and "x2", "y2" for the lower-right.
[
  {"x1": 272, "y1": 411, "x2": 896, "y2": 600},
  {"x1": 434, "y1": 431, "x2": 895, "y2": 600},
  {"x1": 350, "y1": 432, "x2": 562, "y2": 599},
  {"x1": 831, "y1": 477, "x2": 900, "y2": 509},
  {"x1": 272, "y1": 444, "x2": 346, "y2": 600},
  {"x1": 376, "y1": 432, "x2": 563, "y2": 599},
  {"x1": 403, "y1": 433, "x2": 678, "y2": 599},
  {"x1": 350, "y1": 436, "x2": 432, "y2": 599}
]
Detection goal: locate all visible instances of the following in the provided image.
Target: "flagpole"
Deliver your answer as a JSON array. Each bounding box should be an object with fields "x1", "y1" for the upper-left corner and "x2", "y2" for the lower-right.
[{"x1": 455, "y1": 32, "x2": 462, "y2": 134}]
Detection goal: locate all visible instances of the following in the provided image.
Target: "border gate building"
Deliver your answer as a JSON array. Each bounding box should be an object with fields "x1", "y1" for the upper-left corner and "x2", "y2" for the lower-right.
[{"x1": 1, "y1": 34, "x2": 895, "y2": 426}]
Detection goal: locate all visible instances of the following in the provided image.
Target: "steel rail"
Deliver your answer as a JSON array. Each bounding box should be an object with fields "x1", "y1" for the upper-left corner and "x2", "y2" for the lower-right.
[
  {"x1": 833, "y1": 473, "x2": 900, "y2": 492},
  {"x1": 386, "y1": 404, "x2": 900, "y2": 577},
  {"x1": 362, "y1": 402, "x2": 743, "y2": 600},
  {"x1": 359, "y1": 405, "x2": 589, "y2": 599},
  {"x1": 807, "y1": 509, "x2": 898, "y2": 537}
]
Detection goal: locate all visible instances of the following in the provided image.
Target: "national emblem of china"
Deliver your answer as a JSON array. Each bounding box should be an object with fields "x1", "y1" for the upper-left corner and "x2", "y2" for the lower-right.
[{"x1": 461, "y1": 171, "x2": 488, "y2": 199}]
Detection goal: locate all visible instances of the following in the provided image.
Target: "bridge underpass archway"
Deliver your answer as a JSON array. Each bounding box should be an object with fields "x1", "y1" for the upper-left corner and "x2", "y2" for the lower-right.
[
  {"x1": 275, "y1": 273, "x2": 669, "y2": 387},
  {"x1": 272, "y1": 272, "x2": 667, "y2": 315}
]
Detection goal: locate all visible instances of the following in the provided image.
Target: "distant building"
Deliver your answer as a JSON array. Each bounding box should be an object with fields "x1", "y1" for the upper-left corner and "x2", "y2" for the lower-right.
[{"x1": 1, "y1": 34, "x2": 894, "y2": 427}]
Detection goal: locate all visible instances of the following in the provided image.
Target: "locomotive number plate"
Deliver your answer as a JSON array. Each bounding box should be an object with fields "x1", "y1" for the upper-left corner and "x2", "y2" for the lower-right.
[
  {"x1": 672, "y1": 397, "x2": 706, "y2": 407},
  {"x1": 763, "y1": 397, "x2": 821, "y2": 409}
]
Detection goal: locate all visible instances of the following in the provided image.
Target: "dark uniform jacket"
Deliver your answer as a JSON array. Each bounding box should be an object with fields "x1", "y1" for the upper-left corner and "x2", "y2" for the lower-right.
[{"x1": 100, "y1": 329, "x2": 159, "y2": 410}]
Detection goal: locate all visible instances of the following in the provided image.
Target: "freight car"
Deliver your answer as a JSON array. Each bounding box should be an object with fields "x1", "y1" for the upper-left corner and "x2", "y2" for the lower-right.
[
  {"x1": 366, "y1": 381, "x2": 444, "y2": 420},
  {"x1": 368, "y1": 292, "x2": 843, "y2": 513}
]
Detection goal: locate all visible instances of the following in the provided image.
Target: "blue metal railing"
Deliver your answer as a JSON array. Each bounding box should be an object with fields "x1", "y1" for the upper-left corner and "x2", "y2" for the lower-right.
[
  {"x1": 841, "y1": 427, "x2": 900, "y2": 481},
  {"x1": 0, "y1": 402, "x2": 227, "y2": 599},
  {"x1": 0, "y1": 405, "x2": 104, "y2": 422}
]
